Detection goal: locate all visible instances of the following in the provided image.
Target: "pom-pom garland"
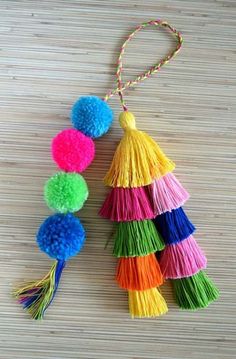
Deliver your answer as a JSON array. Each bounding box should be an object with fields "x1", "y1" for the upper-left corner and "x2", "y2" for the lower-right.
[
  {"x1": 71, "y1": 96, "x2": 114, "y2": 138},
  {"x1": 37, "y1": 213, "x2": 86, "y2": 261},
  {"x1": 51, "y1": 128, "x2": 95, "y2": 173},
  {"x1": 15, "y1": 96, "x2": 112, "y2": 318},
  {"x1": 44, "y1": 172, "x2": 88, "y2": 213}
]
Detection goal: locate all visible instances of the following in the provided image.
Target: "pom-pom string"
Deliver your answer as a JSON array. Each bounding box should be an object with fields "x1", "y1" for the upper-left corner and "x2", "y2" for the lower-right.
[{"x1": 103, "y1": 19, "x2": 183, "y2": 109}]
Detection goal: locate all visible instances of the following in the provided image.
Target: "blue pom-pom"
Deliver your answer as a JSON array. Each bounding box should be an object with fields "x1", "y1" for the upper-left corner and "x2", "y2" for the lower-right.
[
  {"x1": 71, "y1": 96, "x2": 113, "y2": 138},
  {"x1": 153, "y1": 207, "x2": 195, "y2": 244},
  {"x1": 36, "y1": 213, "x2": 85, "y2": 260}
]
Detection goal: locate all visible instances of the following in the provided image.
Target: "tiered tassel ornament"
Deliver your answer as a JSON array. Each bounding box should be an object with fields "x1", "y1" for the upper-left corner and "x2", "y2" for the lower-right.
[
  {"x1": 100, "y1": 19, "x2": 186, "y2": 317},
  {"x1": 101, "y1": 112, "x2": 169, "y2": 318},
  {"x1": 100, "y1": 19, "x2": 219, "y2": 315}
]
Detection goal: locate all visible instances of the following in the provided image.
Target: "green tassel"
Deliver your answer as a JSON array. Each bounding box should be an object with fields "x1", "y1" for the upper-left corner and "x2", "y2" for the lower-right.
[
  {"x1": 172, "y1": 270, "x2": 219, "y2": 310},
  {"x1": 113, "y1": 220, "x2": 165, "y2": 257}
]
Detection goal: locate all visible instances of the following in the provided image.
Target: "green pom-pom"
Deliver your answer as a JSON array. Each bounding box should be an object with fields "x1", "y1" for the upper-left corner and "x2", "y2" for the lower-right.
[
  {"x1": 172, "y1": 270, "x2": 219, "y2": 310},
  {"x1": 113, "y1": 220, "x2": 165, "y2": 258},
  {"x1": 44, "y1": 172, "x2": 88, "y2": 213}
]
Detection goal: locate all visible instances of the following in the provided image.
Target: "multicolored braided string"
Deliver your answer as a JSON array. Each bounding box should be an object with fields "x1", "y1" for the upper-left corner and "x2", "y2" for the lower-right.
[{"x1": 104, "y1": 19, "x2": 183, "y2": 110}]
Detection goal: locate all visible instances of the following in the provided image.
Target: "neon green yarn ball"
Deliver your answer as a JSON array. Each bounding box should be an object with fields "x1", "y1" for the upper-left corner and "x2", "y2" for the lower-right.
[{"x1": 44, "y1": 172, "x2": 88, "y2": 213}]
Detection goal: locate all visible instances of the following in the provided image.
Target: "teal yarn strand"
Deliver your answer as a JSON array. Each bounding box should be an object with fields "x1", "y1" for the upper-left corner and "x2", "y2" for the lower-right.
[
  {"x1": 172, "y1": 270, "x2": 219, "y2": 310},
  {"x1": 113, "y1": 220, "x2": 165, "y2": 258}
]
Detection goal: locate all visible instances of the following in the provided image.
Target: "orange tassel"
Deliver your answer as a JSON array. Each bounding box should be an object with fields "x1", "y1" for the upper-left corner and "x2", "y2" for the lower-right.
[{"x1": 116, "y1": 253, "x2": 164, "y2": 290}]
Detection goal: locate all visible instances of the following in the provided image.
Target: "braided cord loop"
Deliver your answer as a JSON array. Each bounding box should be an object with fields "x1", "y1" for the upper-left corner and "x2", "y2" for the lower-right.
[{"x1": 103, "y1": 19, "x2": 183, "y2": 110}]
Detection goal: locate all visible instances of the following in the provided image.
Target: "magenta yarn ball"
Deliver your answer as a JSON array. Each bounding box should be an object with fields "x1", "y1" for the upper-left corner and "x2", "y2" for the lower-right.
[{"x1": 51, "y1": 128, "x2": 95, "y2": 173}]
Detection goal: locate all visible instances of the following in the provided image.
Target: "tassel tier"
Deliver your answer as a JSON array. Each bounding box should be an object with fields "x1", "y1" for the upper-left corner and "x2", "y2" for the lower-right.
[
  {"x1": 99, "y1": 186, "x2": 154, "y2": 222},
  {"x1": 153, "y1": 207, "x2": 195, "y2": 244},
  {"x1": 104, "y1": 112, "x2": 175, "y2": 188},
  {"x1": 116, "y1": 254, "x2": 164, "y2": 291},
  {"x1": 13, "y1": 260, "x2": 65, "y2": 320},
  {"x1": 159, "y1": 236, "x2": 207, "y2": 279},
  {"x1": 113, "y1": 220, "x2": 165, "y2": 258},
  {"x1": 172, "y1": 270, "x2": 219, "y2": 310},
  {"x1": 129, "y1": 288, "x2": 168, "y2": 318},
  {"x1": 149, "y1": 172, "x2": 189, "y2": 215}
]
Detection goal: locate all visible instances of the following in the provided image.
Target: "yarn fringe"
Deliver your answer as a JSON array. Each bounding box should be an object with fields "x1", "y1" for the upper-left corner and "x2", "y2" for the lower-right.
[
  {"x1": 160, "y1": 236, "x2": 207, "y2": 279},
  {"x1": 172, "y1": 270, "x2": 219, "y2": 310},
  {"x1": 116, "y1": 254, "x2": 163, "y2": 291},
  {"x1": 99, "y1": 186, "x2": 154, "y2": 222},
  {"x1": 113, "y1": 220, "x2": 165, "y2": 258},
  {"x1": 13, "y1": 260, "x2": 65, "y2": 319},
  {"x1": 153, "y1": 207, "x2": 195, "y2": 244},
  {"x1": 104, "y1": 120, "x2": 175, "y2": 188},
  {"x1": 129, "y1": 288, "x2": 168, "y2": 318},
  {"x1": 149, "y1": 172, "x2": 189, "y2": 215}
]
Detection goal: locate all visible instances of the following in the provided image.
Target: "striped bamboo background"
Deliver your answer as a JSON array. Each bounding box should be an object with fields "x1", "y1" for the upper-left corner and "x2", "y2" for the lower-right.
[{"x1": 0, "y1": 1, "x2": 235, "y2": 358}]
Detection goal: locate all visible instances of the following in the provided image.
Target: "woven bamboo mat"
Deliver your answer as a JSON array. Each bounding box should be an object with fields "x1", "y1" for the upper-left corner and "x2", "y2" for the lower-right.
[{"x1": 0, "y1": 1, "x2": 235, "y2": 358}]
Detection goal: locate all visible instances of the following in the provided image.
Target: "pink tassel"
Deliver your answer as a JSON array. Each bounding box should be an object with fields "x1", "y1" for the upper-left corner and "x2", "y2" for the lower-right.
[
  {"x1": 159, "y1": 235, "x2": 207, "y2": 279},
  {"x1": 149, "y1": 173, "x2": 190, "y2": 215},
  {"x1": 99, "y1": 187, "x2": 154, "y2": 222}
]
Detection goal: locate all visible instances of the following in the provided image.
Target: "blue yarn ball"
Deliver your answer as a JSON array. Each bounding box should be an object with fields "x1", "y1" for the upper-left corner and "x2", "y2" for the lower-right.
[
  {"x1": 70, "y1": 96, "x2": 113, "y2": 138},
  {"x1": 36, "y1": 213, "x2": 85, "y2": 260}
]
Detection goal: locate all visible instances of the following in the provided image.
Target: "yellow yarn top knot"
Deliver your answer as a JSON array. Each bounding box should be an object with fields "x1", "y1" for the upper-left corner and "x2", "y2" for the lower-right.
[{"x1": 119, "y1": 111, "x2": 136, "y2": 130}]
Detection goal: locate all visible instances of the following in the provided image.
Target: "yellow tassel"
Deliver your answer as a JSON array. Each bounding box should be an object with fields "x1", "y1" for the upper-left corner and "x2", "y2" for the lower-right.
[
  {"x1": 128, "y1": 288, "x2": 168, "y2": 318},
  {"x1": 104, "y1": 112, "x2": 175, "y2": 188}
]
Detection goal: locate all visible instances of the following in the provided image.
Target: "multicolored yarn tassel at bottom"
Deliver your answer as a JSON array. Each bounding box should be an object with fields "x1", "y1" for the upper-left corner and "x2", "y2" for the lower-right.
[
  {"x1": 14, "y1": 260, "x2": 65, "y2": 319},
  {"x1": 100, "y1": 19, "x2": 219, "y2": 317}
]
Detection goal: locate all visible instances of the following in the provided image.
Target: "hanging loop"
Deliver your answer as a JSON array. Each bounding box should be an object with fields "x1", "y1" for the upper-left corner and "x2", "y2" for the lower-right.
[{"x1": 103, "y1": 19, "x2": 183, "y2": 110}]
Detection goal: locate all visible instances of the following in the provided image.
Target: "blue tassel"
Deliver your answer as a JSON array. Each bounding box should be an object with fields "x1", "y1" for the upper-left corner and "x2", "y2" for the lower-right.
[{"x1": 153, "y1": 207, "x2": 195, "y2": 244}]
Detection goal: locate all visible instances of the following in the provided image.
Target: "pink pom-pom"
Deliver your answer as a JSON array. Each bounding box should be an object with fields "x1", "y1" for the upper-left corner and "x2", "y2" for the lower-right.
[
  {"x1": 52, "y1": 129, "x2": 95, "y2": 173},
  {"x1": 159, "y1": 235, "x2": 207, "y2": 279}
]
